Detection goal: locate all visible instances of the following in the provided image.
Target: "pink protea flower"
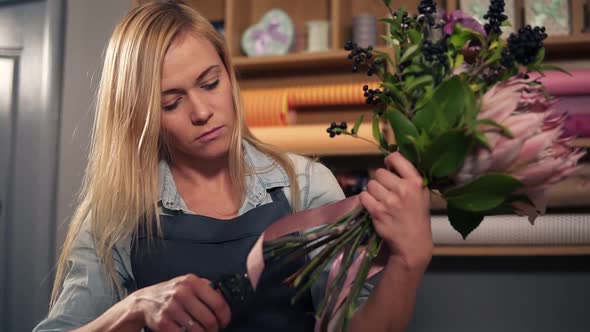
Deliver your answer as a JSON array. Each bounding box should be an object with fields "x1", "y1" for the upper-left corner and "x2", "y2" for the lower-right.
[{"x1": 455, "y1": 78, "x2": 586, "y2": 223}]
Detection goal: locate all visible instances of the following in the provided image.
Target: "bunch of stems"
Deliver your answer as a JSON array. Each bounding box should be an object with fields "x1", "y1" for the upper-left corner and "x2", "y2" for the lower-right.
[{"x1": 263, "y1": 208, "x2": 383, "y2": 331}]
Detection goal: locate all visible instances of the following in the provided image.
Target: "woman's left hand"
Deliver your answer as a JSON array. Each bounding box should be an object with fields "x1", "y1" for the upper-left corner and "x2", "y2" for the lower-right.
[{"x1": 360, "y1": 151, "x2": 433, "y2": 272}]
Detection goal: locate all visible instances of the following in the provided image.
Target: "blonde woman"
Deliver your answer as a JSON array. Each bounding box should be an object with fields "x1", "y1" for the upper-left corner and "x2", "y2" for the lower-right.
[{"x1": 34, "y1": 1, "x2": 433, "y2": 331}]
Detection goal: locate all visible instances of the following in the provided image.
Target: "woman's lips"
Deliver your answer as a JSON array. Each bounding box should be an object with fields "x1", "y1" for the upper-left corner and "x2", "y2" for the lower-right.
[{"x1": 196, "y1": 125, "x2": 224, "y2": 142}]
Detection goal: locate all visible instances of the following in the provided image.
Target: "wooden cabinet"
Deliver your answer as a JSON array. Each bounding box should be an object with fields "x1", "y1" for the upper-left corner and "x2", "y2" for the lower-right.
[
  {"x1": 132, "y1": 0, "x2": 590, "y2": 255},
  {"x1": 132, "y1": 0, "x2": 590, "y2": 152}
]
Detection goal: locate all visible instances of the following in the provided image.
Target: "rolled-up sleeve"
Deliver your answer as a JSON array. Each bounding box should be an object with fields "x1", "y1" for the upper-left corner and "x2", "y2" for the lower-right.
[{"x1": 33, "y1": 218, "x2": 125, "y2": 331}]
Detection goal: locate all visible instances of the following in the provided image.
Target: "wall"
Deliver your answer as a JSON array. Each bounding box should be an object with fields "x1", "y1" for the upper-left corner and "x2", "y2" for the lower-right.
[
  {"x1": 55, "y1": 0, "x2": 129, "y2": 247},
  {"x1": 407, "y1": 256, "x2": 590, "y2": 332}
]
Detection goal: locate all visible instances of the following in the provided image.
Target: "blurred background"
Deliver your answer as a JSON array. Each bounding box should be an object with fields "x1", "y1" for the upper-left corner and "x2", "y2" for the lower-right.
[{"x1": 1, "y1": 0, "x2": 589, "y2": 331}]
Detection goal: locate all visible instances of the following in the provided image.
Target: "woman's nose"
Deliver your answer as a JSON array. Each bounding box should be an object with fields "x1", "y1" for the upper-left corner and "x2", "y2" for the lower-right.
[{"x1": 187, "y1": 94, "x2": 213, "y2": 125}]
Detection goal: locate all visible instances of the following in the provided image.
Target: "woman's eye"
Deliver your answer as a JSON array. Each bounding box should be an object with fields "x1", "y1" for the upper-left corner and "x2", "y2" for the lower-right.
[
  {"x1": 203, "y1": 79, "x2": 220, "y2": 90},
  {"x1": 163, "y1": 99, "x2": 180, "y2": 111}
]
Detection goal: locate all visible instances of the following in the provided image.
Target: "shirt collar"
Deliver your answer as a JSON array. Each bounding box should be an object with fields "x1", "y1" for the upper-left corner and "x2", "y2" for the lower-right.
[
  {"x1": 242, "y1": 139, "x2": 290, "y2": 205},
  {"x1": 158, "y1": 139, "x2": 290, "y2": 209}
]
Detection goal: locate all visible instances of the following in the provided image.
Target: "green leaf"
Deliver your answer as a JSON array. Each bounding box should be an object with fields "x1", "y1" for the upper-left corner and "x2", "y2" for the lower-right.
[
  {"x1": 449, "y1": 26, "x2": 471, "y2": 48},
  {"x1": 372, "y1": 114, "x2": 382, "y2": 144},
  {"x1": 414, "y1": 130, "x2": 432, "y2": 152},
  {"x1": 444, "y1": 174, "x2": 523, "y2": 212},
  {"x1": 485, "y1": 48, "x2": 503, "y2": 66},
  {"x1": 538, "y1": 64, "x2": 572, "y2": 76},
  {"x1": 402, "y1": 63, "x2": 426, "y2": 76},
  {"x1": 476, "y1": 119, "x2": 514, "y2": 138},
  {"x1": 414, "y1": 87, "x2": 433, "y2": 110},
  {"x1": 533, "y1": 65, "x2": 545, "y2": 75},
  {"x1": 534, "y1": 47, "x2": 545, "y2": 67},
  {"x1": 399, "y1": 44, "x2": 421, "y2": 64},
  {"x1": 474, "y1": 132, "x2": 491, "y2": 149},
  {"x1": 382, "y1": 82, "x2": 409, "y2": 109},
  {"x1": 408, "y1": 29, "x2": 423, "y2": 45},
  {"x1": 454, "y1": 53, "x2": 465, "y2": 70},
  {"x1": 405, "y1": 75, "x2": 433, "y2": 93},
  {"x1": 374, "y1": 49, "x2": 396, "y2": 67},
  {"x1": 379, "y1": 18, "x2": 396, "y2": 25},
  {"x1": 463, "y1": 82, "x2": 479, "y2": 124},
  {"x1": 385, "y1": 107, "x2": 419, "y2": 162},
  {"x1": 386, "y1": 107, "x2": 418, "y2": 145},
  {"x1": 447, "y1": 205, "x2": 484, "y2": 239},
  {"x1": 412, "y1": 76, "x2": 466, "y2": 136},
  {"x1": 382, "y1": 0, "x2": 392, "y2": 7},
  {"x1": 352, "y1": 114, "x2": 364, "y2": 135},
  {"x1": 380, "y1": 34, "x2": 397, "y2": 47},
  {"x1": 423, "y1": 131, "x2": 471, "y2": 178}
]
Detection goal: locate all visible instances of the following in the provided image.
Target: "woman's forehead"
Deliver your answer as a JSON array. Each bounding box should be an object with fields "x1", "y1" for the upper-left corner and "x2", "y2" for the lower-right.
[{"x1": 161, "y1": 31, "x2": 220, "y2": 86}]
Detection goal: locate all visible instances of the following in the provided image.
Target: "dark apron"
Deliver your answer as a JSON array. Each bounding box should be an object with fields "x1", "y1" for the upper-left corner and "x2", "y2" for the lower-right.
[{"x1": 131, "y1": 188, "x2": 315, "y2": 331}]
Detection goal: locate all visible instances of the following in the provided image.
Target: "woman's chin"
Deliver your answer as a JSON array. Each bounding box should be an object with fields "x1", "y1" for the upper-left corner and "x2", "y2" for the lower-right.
[{"x1": 190, "y1": 138, "x2": 231, "y2": 161}]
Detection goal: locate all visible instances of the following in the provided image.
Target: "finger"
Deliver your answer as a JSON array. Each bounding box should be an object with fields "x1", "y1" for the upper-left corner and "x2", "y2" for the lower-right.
[
  {"x1": 360, "y1": 191, "x2": 389, "y2": 223},
  {"x1": 176, "y1": 289, "x2": 217, "y2": 332},
  {"x1": 188, "y1": 323, "x2": 206, "y2": 332},
  {"x1": 150, "y1": 317, "x2": 183, "y2": 332},
  {"x1": 165, "y1": 300, "x2": 200, "y2": 332},
  {"x1": 366, "y1": 179, "x2": 394, "y2": 206},
  {"x1": 373, "y1": 168, "x2": 402, "y2": 192},
  {"x1": 186, "y1": 275, "x2": 231, "y2": 328},
  {"x1": 384, "y1": 152, "x2": 422, "y2": 182}
]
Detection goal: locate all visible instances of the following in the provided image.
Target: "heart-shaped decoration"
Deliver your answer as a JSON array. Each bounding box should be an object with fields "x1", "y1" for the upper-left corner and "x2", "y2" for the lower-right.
[{"x1": 241, "y1": 9, "x2": 294, "y2": 57}]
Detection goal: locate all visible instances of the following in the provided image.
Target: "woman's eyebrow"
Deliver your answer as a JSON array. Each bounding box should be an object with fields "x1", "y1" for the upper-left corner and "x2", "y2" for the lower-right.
[{"x1": 161, "y1": 64, "x2": 221, "y2": 95}]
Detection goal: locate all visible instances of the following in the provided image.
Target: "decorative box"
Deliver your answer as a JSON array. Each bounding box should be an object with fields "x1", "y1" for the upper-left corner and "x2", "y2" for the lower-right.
[{"x1": 524, "y1": 0, "x2": 571, "y2": 36}]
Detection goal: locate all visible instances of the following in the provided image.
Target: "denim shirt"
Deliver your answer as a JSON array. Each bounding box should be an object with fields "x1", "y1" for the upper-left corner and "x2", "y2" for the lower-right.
[{"x1": 34, "y1": 140, "x2": 375, "y2": 331}]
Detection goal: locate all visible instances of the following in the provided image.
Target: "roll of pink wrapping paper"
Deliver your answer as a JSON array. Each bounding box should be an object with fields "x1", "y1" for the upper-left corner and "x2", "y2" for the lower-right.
[
  {"x1": 534, "y1": 69, "x2": 590, "y2": 96},
  {"x1": 564, "y1": 113, "x2": 590, "y2": 137}
]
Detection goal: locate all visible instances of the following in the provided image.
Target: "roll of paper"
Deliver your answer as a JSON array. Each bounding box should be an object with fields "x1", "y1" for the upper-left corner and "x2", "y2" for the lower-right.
[
  {"x1": 535, "y1": 70, "x2": 590, "y2": 96},
  {"x1": 306, "y1": 20, "x2": 330, "y2": 52},
  {"x1": 242, "y1": 89, "x2": 289, "y2": 127},
  {"x1": 352, "y1": 14, "x2": 377, "y2": 48}
]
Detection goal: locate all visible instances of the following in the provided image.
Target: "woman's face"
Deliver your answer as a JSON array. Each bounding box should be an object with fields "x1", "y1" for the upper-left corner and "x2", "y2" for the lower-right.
[{"x1": 159, "y1": 30, "x2": 235, "y2": 162}]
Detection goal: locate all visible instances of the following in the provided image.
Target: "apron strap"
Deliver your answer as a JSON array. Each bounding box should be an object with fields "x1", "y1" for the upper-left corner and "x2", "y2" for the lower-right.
[{"x1": 267, "y1": 187, "x2": 288, "y2": 206}]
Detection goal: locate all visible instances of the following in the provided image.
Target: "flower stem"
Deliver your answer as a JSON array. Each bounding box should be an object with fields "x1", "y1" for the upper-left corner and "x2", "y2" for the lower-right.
[
  {"x1": 289, "y1": 219, "x2": 368, "y2": 305},
  {"x1": 341, "y1": 231, "x2": 382, "y2": 331},
  {"x1": 349, "y1": 134, "x2": 390, "y2": 155}
]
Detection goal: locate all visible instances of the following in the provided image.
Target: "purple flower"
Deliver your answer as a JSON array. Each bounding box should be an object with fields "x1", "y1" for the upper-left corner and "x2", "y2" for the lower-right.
[{"x1": 443, "y1": 10, "x2": 487, "y2": 37}]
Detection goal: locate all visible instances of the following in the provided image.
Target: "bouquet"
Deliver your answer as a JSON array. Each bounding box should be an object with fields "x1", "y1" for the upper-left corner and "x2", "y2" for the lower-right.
[{"x1": 261, "y1": 0, "x2": 586, "y2": 330}]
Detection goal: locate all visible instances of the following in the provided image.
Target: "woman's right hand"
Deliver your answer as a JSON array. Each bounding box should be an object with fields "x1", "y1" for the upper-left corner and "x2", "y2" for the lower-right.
[{"x1": 126, "y1": 274, "x2": 231, "y2": 332}]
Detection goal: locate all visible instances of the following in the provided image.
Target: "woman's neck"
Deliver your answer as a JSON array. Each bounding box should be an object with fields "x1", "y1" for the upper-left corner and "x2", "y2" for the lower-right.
[
  {"x1": 168, "y1": 154, "x2": 240, "y2": 218},
  {"x1": 169, "y1": 153, "x2": 234, "y2": 191}
]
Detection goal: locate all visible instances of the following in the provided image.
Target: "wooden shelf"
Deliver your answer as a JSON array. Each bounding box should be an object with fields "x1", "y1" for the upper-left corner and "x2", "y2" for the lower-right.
[
  {"x1": 233, "y1": 49, "x2": 353, "y2": 75},
  {"x1": 545, "y1": 35, "x2": 590, "y2": 59},
  {"x1": 251, "y1": 125, "x2": 589, "y2": 156},
  {"x1": 573, "y1": 138, "x2": 590, "y2": 148},
  {"x1": 434, "y1": 245, "x2": 590, "y2": 256},
  {"x1": 233, "y1": 47, "x2": 390, "y2": 77},
  {"x1": 250, "y1": 123, "x2": 381, "y2": 156}
]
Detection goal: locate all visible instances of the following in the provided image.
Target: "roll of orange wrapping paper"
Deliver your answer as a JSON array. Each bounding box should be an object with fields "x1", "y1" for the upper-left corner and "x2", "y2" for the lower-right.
[
  {"x1": 287, "y1": 82, "x2": 380, "y2": 108},
  {"x1": 242, "y1": 82, "x2": 380, "y2": 126},
  {"x1": 241, "y1": 89, "x2": 290, "y2": 127}
]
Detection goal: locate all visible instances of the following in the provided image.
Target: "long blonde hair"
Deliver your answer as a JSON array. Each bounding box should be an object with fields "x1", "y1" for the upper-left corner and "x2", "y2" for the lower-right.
[{"x1": 51, "y1": 0, "x2": 300, "y2": 306}]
